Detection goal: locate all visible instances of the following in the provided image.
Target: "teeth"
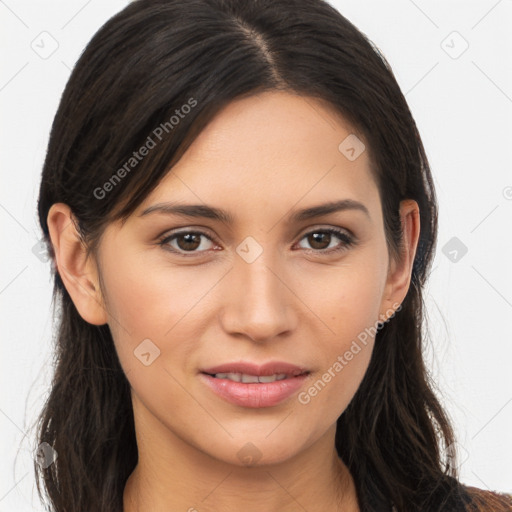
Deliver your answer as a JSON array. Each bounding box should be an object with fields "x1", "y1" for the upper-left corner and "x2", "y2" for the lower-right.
[
  {"x1": 258, "y1": 374, "x2": 287, "y2": 383},
  {"x1": 213, "y1": 373, "x2": 289, "y2": 383},
  {"x1": 241, "y1": 374, "x2": 259, "y2": 383}
]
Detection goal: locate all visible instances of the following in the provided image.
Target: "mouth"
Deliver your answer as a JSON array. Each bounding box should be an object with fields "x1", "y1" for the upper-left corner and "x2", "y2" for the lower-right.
[
  {"x1": 202, "y1": 372, "x2": 308, "y2": 383},
  {"x1": 199, "y1": 361, "x2": 311, "y2": 408},
  {"x1": 200, "y1": 361, "x2": 309, "y2": 378}
]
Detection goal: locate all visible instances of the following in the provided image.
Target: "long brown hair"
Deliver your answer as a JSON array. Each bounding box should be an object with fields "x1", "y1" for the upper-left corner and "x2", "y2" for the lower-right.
[{"x1": 33, "y1": 0, "x2": 512, "y2": 510}]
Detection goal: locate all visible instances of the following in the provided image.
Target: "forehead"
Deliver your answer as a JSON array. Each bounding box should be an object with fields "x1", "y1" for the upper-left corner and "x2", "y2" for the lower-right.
[{"x1": 135, "y1": 91, "x2": 380, "y2": 222}]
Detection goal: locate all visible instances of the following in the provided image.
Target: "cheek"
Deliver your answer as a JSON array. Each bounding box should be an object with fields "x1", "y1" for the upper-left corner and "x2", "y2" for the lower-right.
[
  {"x1": 298, "y1": 252, "x2": 387, "y2": 344},
  {"x1": 100, "y1": 252, "x2": 224, "y2": 372},
  {"x1": 100, "y1": 254, "x2": 220, "y2": 433},
  {"x1": 294, "y1": 254, "x2": 386, "y2": 419},
  {"x1": 299, "y1": 344, "x2": 374, "y2": 429},
  {"x1": 298, "y1": 317, "x2": 376, "y2": 431},
  {"x1": 106, "y1": 248, "x2": 219, "y2": 319}
]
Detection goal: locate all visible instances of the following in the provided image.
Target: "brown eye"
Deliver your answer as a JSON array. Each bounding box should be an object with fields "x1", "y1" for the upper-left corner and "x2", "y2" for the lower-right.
[
  {"x1": 159, "y1": 231, "x2": 216, "y2": 255},
  {"x1": 297, "y1": 228, "x2": 354, "y2": 253},
  {"x1": 307, "y1": 232, "x2": 332, "y2": 250},
  {"x1": 175, "y1": 233, "x2": 202, "y2": 251}
]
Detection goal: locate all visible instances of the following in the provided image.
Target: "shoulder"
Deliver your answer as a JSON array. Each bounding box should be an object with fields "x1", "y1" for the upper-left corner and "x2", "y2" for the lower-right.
[{"x1": 461, "y1": 484, "x2": 512, "y2": 511}]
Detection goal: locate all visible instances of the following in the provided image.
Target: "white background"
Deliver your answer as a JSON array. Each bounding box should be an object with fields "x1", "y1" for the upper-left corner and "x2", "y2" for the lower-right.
[{"x1": 1, "y1": 0, "x2": 511, "y2": 510}]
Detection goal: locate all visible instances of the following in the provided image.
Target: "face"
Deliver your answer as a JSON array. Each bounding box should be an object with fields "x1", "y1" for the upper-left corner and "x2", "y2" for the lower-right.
[{"x1": 51, "y1": 90, "x2": 416, "y2": 468}]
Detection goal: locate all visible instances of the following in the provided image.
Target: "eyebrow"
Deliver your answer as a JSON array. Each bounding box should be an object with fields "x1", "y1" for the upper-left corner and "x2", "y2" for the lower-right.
[{"x1": 138, "y1": 199, "x2": 370, "y2": 224}]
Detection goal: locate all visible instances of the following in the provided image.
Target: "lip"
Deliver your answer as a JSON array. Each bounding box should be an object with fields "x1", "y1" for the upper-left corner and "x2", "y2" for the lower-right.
[
  {"x1": 199, "y1": 361, "x2": 310, "y2": 408},
  {"x1": 201, "y1": 361, "x2": 309, "y2": 377},
  {"x1": 200, "y1": 373, "x2": 309, "y2": 408}
]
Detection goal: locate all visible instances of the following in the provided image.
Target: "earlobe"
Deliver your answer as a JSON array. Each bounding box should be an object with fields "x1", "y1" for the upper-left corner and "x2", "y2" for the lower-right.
[
  {"x1": 380, "y1": 199, "x2": 421, "y2": 319},
  {"x1": 47, "y1": 203, "x2": 108, "y2": 326}
]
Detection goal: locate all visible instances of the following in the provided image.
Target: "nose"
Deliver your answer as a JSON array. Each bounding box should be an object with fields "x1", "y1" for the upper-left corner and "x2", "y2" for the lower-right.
[{"x1": 218, "y1": 252, "x2": 297, "y2": 343}]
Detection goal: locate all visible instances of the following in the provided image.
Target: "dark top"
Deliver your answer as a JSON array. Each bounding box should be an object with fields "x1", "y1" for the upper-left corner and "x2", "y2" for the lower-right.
[{"x1": 359, "y1": 475, "x2": 512, "y2": 511}]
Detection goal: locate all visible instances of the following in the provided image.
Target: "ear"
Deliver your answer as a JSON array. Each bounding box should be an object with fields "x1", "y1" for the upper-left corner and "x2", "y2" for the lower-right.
[
  {"x1": 47, "y1": 203, "x2": 108, "y2": 326},
  {"x1": 379, "y1": 199, "x2": 421, "y2": 321}
]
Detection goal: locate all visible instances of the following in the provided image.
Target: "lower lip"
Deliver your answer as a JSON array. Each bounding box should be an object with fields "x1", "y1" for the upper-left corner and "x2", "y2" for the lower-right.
[{"x1": 200, "y1": 373, "x2": 309, "y2": 408}]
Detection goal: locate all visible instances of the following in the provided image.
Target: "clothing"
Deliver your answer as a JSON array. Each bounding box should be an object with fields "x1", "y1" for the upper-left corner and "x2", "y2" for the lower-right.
[{"x1": 358, "y1": 476, "x2": 512, "y2": 511}]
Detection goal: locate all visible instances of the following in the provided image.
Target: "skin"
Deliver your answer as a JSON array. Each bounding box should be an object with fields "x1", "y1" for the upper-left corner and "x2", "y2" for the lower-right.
[{"x1": 47, "y1": 90, "x2": 420, "y2": 512}]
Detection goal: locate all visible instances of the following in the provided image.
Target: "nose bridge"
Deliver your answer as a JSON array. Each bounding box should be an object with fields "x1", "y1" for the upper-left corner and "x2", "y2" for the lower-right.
[{"x1": 220, "y1": 242, "x2": 295, "y2": 341}]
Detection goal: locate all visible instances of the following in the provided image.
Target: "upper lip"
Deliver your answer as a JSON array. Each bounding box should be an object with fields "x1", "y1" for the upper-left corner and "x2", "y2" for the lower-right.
[{"x1": 201, "y1": 361, "x2": 309, "y2": 377}]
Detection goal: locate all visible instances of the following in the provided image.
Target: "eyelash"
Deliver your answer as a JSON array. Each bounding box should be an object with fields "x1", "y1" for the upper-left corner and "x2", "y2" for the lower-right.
[{"x1": 157, "y1": 227, "x2": 356, "y2": 257}]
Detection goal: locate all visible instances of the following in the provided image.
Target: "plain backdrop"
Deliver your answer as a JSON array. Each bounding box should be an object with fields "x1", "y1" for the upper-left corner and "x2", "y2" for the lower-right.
[{"x1": 1, "y1": 0, "x2": 511, "y2": 510}]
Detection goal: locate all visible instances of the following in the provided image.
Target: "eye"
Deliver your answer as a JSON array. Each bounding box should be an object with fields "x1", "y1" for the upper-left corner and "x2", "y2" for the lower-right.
[
  {"x1": 295, "y1": 227, "x2": 355, "y2": 254},
  {"x1": 158, "y1": 230, "x2": 218, "y2": 255}
]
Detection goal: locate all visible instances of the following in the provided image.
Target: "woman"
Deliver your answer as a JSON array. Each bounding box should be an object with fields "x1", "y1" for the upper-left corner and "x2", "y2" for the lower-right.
[{"x1": 34, "y1": 0, "x2": 512, "y2": 510}]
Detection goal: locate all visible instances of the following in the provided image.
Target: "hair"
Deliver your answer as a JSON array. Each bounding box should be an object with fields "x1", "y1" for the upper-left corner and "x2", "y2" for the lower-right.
[{"x1": 33, "y1": 0, "x2": 512, "y2": 511}]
